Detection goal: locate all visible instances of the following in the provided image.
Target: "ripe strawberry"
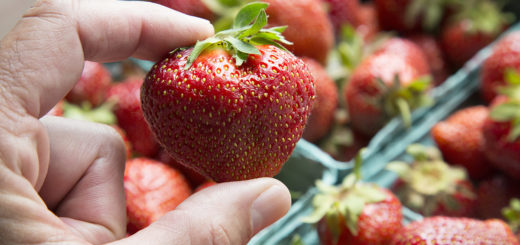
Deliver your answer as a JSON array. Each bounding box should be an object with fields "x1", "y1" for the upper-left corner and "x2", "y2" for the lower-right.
[
  {"x1": 483, "y1": 95, "x2": 520, "y2": 179},
  {"x1": 107, "y1": 77, "x2": 160, "y2": 157},
  {"x1": 322, "y1": 0, "x2": 361, "y2": 35},
  {"x1": 354, "y1": 3, "x2": 380, "y2": 42},
  {"x1": 408, "y1": 34, "x2": 449, "y2": 85},
  {"x1": 375, "y1": 37, "x2": 431, "y2": 75},
  {"x1": 477, "y1": 174, "x2": 520, "y2": 219},
  {"x1": 303, "y1": 152, "x2": 403, "y2": 245},
  {"x1": 345, "y1": 41, "x2": 431, "y2": 136},
  {"x1": 66, "y1": 61, "x2": 112, "y2": 107},
  {"x1": 140, "y1": 3, "x2": 316, "y2": 182},
  {"x1": 390, "y1": 216, "x2": 520, "y2": 245},
  {"x1": 155, "y1": 148, "x2": 208, "y2": 188},
  {"x1": 46, "y1": 100, "x2": 64, "y2": 117},
  {"x1": 124, "y1": 157, "x2": 192, "y2": 231},
  {"x1": 264, "y1": 0, "x2": 334, "y2": 64},
  {"x1": 431, "y1": 106, "x2": 494, "y2": 180},
  {"x1": 387, "y1": 144, "x2": 477, "y2": 217},
  {"x1": 301, "y1": 57, "x2": 338, "y2": 143},
  {"x1": 374, "y1": 0, "x2": 455, "y2": 34},
  {"x1": 149, "y1": 0, "x2": 214, "y2": 20},
  {"x1": 440, "y1": 0, "x2": 511, "y2": 68},
  {"x1": 481, "y1": 32, "x2": 520, "y2": 103}
]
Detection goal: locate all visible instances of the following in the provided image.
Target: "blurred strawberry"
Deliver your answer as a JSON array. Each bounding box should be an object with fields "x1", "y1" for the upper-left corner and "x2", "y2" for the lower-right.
[
  {"x1": 374, "y1": 0, "x2": 456, "y2": 34},
  {"x1": 408, "y1": 34, "x2": 449, "y2": 85},
  {"x1": 112, "y1": 125, "x2": 132, "y2": 159},
  {"x1": 387, "y1": 144, "x2": 477, "y2": 217},
  {"x1": 301, "y1": 57, "x2": 338, "y2": 143},
  {"x1": 431, "y1": 106, "x2": 494, "y2": 180},
  {"x1": 440, "y1": 0, "x2": 512, "y2": 68},
  {"x1": 106, "y1": 77, "x2": 160, "y2": 157},
  {"x1": 483, "y1": 95, "x2": 520, "y2": 179},
  {"x1": 322, "y1": 0, "x2": 361, "y2": 35},
  {"x1": 124, "y1": 157, "x2": 192, "y2": 231},
  {"x1": 390, "y1": 216, "x2": 520, "y2": 245},
  {"x1": 155, "y1": 149, "x2": 208, "y2": 188},
  {"x1": 375, "y1": 37, "x2": 431, "y2": 75},
  {"x1": 345, "y1": 45, "x2": 431, "y2": 136},
  {"x1": 46, "y1": 100, "x2": 64, "y2": 117},
  {"x1": 481, "y1": 32, "x2": 520, "y2": 103},
  {"x1": 264, "y1": 0, "x2": 334, "y2": 64},
  {"x1": 354, "y1": 3, "x2": 380, "y2": 42},
  {"x1": 477, "y1": 174, "x2": 520, "y2": 219},
  {"x1": 66, "y1": 61, "x2": 112, "y2": 107},
  {"x1": 303, "y1": 152, "x2": 403, "y2": 245},
  {"x1": 149, "y1": 0, "x2": 214, "y2": 20}
]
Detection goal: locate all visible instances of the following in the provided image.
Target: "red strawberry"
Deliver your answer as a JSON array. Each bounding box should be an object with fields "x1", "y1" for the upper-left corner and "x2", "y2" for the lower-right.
[
  {"x1": 481, "y1": 32, "x2": 520, "y2": 103},
  {"x1": 354, "y1": 3, "x2": 380, "y2": 42},
  {"x1": 408, "y1": 34, "x2": 449, "y2": 85},
  {"x1": 149, "y1": 0, "x2": 214, "y2": 20},
  {"x1": 264, "y1": 0, "x2": 334, "y2": 64},
  {"x1": 322, "y1": 0, "x2": 361, "y2": 35},
  {"x1": 155, "y1": 149, "x2": 208, "y2": 188},
  {"x1": 431, "y1": 106, "x2": 494, "y2": 180},
  {"x1": 66, "y1": 61, "x2": 112, "y2": 107},
  {"x1": 301, "y1": 57, "x2": 338, "y2": 143},
  {"x1": 387, "y1": 144, "x2": 477, "y2": 217},
  {"x1": 303, "y1": 152, "x2": 403, "y2": 245},
  {"x1": 390, "y1": 216, "x2": 520, "y2": 245},
  {"x1": 374, "y1": 0, "x2": 454, "y2": 34},
  {"x1": 140, "y1": 3, "x2": 316, "y2": 182},
  {"x1": 107, "y1": 77, "x2": 160, "y2": 157},
  {"x1": 124, "y1": 158, "x2": 192, "y2": 231},
  {"x1": 375, "y1": 37, "x2": 431, "y2": 75},
  {"x1": 483, "y1": 95, "x2": 520, "y2": 179},
  {"x1": 46, "y1": 100, "x2": 64, "y2": 117},
  {"x1": 345, "y1": 44, "x2": 431, "y2": 136},
  {"x1": 440, "y1": 0, "x2": 511, "y2": 68},
  {"x1": 477, "y1": 174, "x2": 520, "y2": 219}
]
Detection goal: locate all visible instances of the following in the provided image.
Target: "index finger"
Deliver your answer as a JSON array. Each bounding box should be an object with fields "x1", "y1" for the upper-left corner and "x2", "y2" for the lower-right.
[{"x1": 0, "y1": 0, "x2": 214, "y2": 118}]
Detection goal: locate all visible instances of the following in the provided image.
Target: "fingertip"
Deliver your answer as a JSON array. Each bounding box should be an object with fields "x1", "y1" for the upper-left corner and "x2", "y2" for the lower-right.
[{"x1": 250, "y1": 180, "x2": 291, "y2": 234}]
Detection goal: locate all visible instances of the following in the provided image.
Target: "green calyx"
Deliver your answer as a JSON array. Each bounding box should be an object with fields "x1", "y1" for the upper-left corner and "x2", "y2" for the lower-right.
[
  {"x1": 490, "y1": 68, "x2": 520, "y2": 141},
  {"x1": 386, "y1": 144, "x2": 474, "y2": 216},
  {"x1": 302, "y1": 150, "x2": 386, "y2": 240},
  {"x1": 63, "y1": 101, "x2": 117, "y2": 125},
  {"x1": 380, "y1": 75, "x2": 434, "y2": 128},
  {"x1": 451, "y1": 0, "x2": 514, "y2": 36},
  {"x1": 503, "y1": 198, "x2": 520, "y2": 234},
  {"x1": 185, "y1": 2, "x2": 291, "y2": 69}
]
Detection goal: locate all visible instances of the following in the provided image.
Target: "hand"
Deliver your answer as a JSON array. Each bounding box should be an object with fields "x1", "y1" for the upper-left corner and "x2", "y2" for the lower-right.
[{"x1": 0, "y1": 0, "x2": 291, "y2": 244}]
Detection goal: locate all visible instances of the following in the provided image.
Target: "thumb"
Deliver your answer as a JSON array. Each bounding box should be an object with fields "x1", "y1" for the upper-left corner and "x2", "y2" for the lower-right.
[{"x1": 111, "y1": 178, "x2": 291, "y2": 245}]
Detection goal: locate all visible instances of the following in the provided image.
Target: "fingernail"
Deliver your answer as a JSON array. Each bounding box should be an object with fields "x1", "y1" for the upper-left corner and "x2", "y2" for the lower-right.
[{"x1": 250, "y1": 184, "x2": 290, "y2": 234}]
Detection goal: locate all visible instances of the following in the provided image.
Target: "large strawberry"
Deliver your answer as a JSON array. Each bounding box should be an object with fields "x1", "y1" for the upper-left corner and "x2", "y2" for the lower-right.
[
  {"x1": 481, "y1": 32, "x2": 520, "y2": 103},
  {"x1": 387, "y1": 144, "x2": 477, "y2": 217},
  {"x1": 303, "y1": 151, "x2": 403, "y2": 245},
  {"x1": 374, "y1": 0, "x2": 456, "y2": 34},
  {"x1": 301, "y1": 57, "x2": 338, "y2": 143},
  {"x1": 107, "y1": 77, "x2": 160, "y2": 157},
  {"x1": 431, "y1": 106, "x2": 494, "y2": 180},
  {"x1": 344, "y1": 40, "x2": 432, "y2": 136},
  {"x1": 66, "y1": 61, "x2": 112, "y2": 107},
  {"x1": 149, "y1": 0, "x2": 214, "y2": 20},
  {"x1": 477, "y1": 174, "x2": 520, "y2": 219},
  {"x1": 141, "y1": 3, "x2": 316, "y2": 182},
  {"x1": 440, "y1": 0, "x2": 512, "y2": 68},
  {"x1": 124, "y1": 157, "x2": 192, "y2": 233},
  {"x1": 390, "y1": 216, "x2": 520, "y2": 245}
]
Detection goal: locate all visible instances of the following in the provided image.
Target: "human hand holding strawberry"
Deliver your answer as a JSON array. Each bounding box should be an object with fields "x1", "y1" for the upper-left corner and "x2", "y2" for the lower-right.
[{"x1": 0, "y1": 1, "x2": 291, "y2": 244}]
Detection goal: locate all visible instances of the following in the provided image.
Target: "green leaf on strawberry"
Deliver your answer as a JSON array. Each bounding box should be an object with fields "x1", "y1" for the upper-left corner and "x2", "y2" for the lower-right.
[{"x1": 186, "y1": 2, "x2": 291, "y2": 68}]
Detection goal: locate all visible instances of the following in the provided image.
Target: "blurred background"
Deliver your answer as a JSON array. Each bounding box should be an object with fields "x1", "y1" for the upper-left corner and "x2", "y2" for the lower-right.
[{"x1": 0, "y1": 0, "x2": 35, "y2": 38}]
